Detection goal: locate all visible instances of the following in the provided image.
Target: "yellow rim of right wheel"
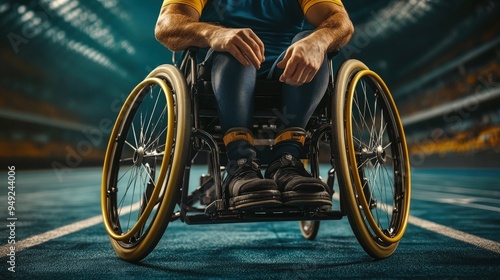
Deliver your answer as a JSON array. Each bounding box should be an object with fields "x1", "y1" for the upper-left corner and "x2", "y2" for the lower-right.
[{"x1": 345, "y1": 69, "x2": 411, "y2": 244}]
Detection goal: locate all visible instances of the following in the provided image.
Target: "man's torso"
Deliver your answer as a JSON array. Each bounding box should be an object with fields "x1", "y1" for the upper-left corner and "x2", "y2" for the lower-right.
[{"x1": 203, "y1": 1, "x2": 309, "y2": 56}]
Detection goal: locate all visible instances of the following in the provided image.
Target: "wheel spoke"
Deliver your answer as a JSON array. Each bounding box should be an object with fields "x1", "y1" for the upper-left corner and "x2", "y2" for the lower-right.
[
  {"x1": 131, "y1": 122, "x2": 139, "y2": 148},
  {"x1": 352, "y1": 93, "x2": 366, "y2": 138},
  {"x1": 383, "y1": 142, "x2": 392, "y2": 150},
  {"x1": 139, "y1": 110, "x2": 148, "y2": 146},
  {"x1": 118, "y1": 165, "x2": 138, "y2": 213},
  {"x1": 143, "y1": 87, "x2": 162, "y2": 145},
  {"x1": 119, "y1": 157, "x2": 134, "y2": 164},
  {"x1": 369, "y1": 92, "x2": 378, "y2": 149},
  {"x1": 126, "y1": 165, "x2": 141, "y2": 230},
  {"x1": 145, "y1": 125, "x2": 168, "y2": 151},
  {"x1": 353, "y1": 88, "x2": 372, "y2": 148},
  {"x1": 124, "y1": 140, "x2": 137, "y2": 151},
  {"x1": 377, "y1": 111, "x2": 386, "y2": 146},
  {"x1": 140, "y1": 164, "x2": 157, "y2": 189},
  {"x1": 144, "y1": 152, "x2": 165, "y2": 158},
  {"x1": 117, "y1": 164, "x2": 134, "y2": 182}
]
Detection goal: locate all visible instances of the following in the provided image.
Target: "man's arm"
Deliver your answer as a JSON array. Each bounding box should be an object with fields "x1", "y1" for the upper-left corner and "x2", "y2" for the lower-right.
[
  {"x1": 305, "y1": 2, "x2": 354, "y2": 53},
  {"x1": 277, "y1": 3, "x2": 354, "y2": 86},
  {"x1": 155, "y1": 4, "x2": 265, "y2": 68}
]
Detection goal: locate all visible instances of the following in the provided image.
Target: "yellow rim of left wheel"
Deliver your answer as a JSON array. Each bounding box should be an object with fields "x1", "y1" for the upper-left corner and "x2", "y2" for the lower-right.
[{"x1": 101, "y1": 77, "x2": 175, "y2": 241}]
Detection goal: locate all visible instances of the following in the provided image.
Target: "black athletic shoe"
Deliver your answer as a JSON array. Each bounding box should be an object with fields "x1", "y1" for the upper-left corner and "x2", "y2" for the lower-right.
[
  {"x1": 223, "y1": 158, "x2": 282, "y2": 210},
  {"x1": 265, "y1": 153, "x2": 332, "y2": 207}
]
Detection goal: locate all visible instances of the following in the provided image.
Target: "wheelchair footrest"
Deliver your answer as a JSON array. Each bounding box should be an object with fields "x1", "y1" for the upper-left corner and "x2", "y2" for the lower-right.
[
  {"x1": 186, "y1": 207, "x2": 344, "y2": 225},
  {"x1": 204, "y1": 199, "x2": 225, "y2": 215}
]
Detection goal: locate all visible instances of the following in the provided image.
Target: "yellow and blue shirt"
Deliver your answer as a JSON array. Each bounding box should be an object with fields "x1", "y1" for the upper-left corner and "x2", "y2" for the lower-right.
[
  {"x1": 162, "y1": 0, "x2": 343, "y2": 15},
  {"x1": 162, "y1": 0, "x2": 344, "y2": 65}
]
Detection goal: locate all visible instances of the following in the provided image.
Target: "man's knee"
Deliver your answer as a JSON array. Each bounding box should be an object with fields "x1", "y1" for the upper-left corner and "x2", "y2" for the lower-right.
[
  {"x1": 212, "y1": 51, "x2": 258, "y2": 79},
  {"x1": 213, "y1": 51, "x2": 245, "y2": 68}
]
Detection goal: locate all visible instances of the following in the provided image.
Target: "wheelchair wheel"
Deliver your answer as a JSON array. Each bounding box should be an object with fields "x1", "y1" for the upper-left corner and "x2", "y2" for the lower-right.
[
  {"x1": 332, "y1": 59, "x2": 411, "y2": 259},
  {"x1": 299, "y1": 220, "x2": 320, "y2": 240},
  {"x1": 101, "y1": 64, "x2": 190, "y2": 262}
]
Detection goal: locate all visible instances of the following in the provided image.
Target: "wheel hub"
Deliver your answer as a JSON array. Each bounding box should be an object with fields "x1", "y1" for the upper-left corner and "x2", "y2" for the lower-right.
[
  {"x1": 133, "y1": 146, "x2": 145, "y2": 165},
  {"x1": 360, "y1": 145, "x2": 387, "y2": 165},
  {"x1": 376, "y1": 145, "x2": 387, "y2": 164}
]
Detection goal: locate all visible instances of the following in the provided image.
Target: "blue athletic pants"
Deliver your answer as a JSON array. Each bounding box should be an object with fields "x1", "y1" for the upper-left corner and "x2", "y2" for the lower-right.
[{"x1": 207, "y1": 31, "x2": 330, "y2": 162}]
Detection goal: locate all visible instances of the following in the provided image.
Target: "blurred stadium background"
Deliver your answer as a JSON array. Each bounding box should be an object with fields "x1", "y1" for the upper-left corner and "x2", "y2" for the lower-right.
[{"x1": 1, "y1": 0, "x2": 499, "y2": 170}]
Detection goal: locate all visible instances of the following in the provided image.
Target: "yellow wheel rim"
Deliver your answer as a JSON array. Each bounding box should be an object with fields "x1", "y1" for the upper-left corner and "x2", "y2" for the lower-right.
[
  {"x1": 345, "y1": 69, "x2": 411, "y2": 244},
  {"x1": 101, "y1": 77, "x2": 175, "y2": 241}
]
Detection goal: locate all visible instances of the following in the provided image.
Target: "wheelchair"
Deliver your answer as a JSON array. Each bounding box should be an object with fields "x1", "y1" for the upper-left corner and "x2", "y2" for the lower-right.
[{"x1": 101, "y1": 48, "x2": 411, "y2": 262}]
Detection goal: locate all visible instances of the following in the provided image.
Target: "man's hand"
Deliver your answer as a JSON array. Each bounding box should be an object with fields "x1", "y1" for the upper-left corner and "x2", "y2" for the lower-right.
[
  {"x1": 277, "y1": 38, "x2": 325, "y2": 87},
  {"x1": 210, "y1": 28, "x2": 265, "y2": 69},
  {"x1": 277, "y1": 2, "x2": 354, "y2": 87},
  {"x1": 156, "y1": 4, "x2": 264, "y2": 69}
]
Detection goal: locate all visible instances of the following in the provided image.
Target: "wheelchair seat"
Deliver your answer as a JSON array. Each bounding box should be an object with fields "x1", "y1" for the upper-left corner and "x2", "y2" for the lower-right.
[
  {"x1": 189, "y1": 51, "x2": 333, "y2": 142},
  {"x1": 196, "y1": 64, "x2": 284, "y2": 114},
  {"x1": 189, "y1": 55, "x2": 333, "y2": 166},
  {"x1": 193, "y1": 49, "x2": 338, "y2": 115}
]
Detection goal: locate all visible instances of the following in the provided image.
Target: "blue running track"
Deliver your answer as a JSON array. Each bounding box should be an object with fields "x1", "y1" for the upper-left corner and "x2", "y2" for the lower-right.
[{"x1": 1, "y1": 167, "x2": 499, "y2": 279}]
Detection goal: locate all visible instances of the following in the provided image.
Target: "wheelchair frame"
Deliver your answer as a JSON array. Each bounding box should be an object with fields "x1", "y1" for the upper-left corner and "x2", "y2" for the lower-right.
[
  {"x1": 101, "y1": 48, "x2": 411, "y2": 262},
  {"x1": 177, "y1": 49, "x2": 342, "y2": 223}
]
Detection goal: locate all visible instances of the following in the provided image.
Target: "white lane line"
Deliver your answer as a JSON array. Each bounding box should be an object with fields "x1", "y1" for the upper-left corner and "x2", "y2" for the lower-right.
[
  {"x1": 333, "y1": 193, "x2": 500, "y2": 254},
  {"x1": 1, "y1": 215, "x2": 103, "y2": 257},
  {"x1": 0, "y1": 202, "x2": 141, "y2": 257},
  {"x1": 414, "y1": 196, "x2": 500, "y2": 212},
  {"x1": 415, "y1": 183, "x2": 500, "y2": 197},
  {"x1": 413, "y1": 190, "x2": 500, "y2": 204},
  {"x1": 409, "y1": 215, "x2": 500, "y2": 254},
  {"x1": 412, "y1": 191, "x2": 500, "y2": 212}
]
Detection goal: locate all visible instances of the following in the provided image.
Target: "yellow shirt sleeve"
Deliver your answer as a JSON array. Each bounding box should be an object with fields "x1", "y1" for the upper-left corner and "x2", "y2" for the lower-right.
[
  {"x1": 300, "y1": 0, "x2": 344, "y2": 14},
  {"x1": 161, "y1": 0, "x2": 208, "y2": 15},
  {"x1": 161, "y1": 0, "x2": 343, "y2": 16}
]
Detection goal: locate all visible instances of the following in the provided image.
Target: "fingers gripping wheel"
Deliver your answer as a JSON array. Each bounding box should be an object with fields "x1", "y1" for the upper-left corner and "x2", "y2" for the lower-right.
[
  {"x1": 101, "y1": 65, "x2": 190, "y2": 262},
  {"x1": 333, "y1": 60, "x2": 411, "y2": 259}
]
